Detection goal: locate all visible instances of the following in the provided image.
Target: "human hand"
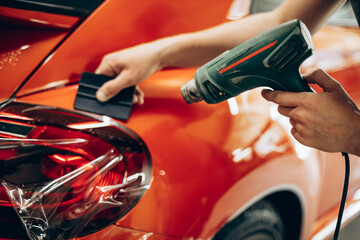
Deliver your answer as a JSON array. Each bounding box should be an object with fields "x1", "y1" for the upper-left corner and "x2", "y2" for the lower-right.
[
  {"x1": 95, "y1": 42, "x2": 163, "y2": 104},
  {"x1": 261, "y1": 69, "x2": 360, "y2": 156}
]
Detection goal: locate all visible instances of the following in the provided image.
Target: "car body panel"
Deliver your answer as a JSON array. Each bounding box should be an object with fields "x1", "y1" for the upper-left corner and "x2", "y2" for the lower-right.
[
  {"x1": 18, "y1": 70, "x2": 308, "y2": 238},
  {"x1": 0, "y1": 4, "x2": 83, "y2": 103},
  {"x1": 0, "y1": 27, "x2": 68, "y2": 102},
  {"x1": 14, "y1": 66, "x2": 337, "y2": 239},
  {"x1": 78, "y1": 225, "x2": 186, "y2": 240},
  {"x1": 0, "y1": 6, "x2": 80, "y2": 29},
  {"x1": 15, "y1": 0, "x2": 234, "y2": 98},
  {"x1": 2, "y1": 0, "x2": 360, "y2": 239}
]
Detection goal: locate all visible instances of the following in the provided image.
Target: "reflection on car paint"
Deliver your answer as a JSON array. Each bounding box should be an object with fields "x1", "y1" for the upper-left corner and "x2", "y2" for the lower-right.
[{"x1": 0, "y1": 45, "x2": 29, "y2": 70}]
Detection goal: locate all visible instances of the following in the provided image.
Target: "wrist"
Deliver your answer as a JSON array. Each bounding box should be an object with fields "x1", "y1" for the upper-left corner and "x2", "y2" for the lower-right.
[
  {"x1": 154, "y1": 33, "x2": 194, "y2": 69},
  {"x1": 154, "y1": 31, "x2": 229, "y2": 69},
  {"x1": 140, "y1": 39, "x2": 170, "y2": 72}
]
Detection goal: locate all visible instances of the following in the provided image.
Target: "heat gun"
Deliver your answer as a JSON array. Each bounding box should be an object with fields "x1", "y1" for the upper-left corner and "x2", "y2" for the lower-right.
[
  {"x1": 181, "y1": 19, "x2": 314, "y2": 104},
  {"x1": 181, "y1": 19, "x2": 350, "y2": 240}
]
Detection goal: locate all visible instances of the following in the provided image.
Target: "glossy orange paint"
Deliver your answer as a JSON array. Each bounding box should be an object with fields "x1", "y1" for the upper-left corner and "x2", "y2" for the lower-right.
[
  {"x1": 2, "y1": 1, "x2": 360, "y2": 240},
  {"x1": 17, "y1": 68, "x2": 320, "y2": 239},
  {"x1": 20, "y1": 69, "x2": 305, "y2": 238},
  {"x1": 0, "y1": 6, "x2": 80, "y2": 29},
  {"x1": 78, "y1": 224, "x2": 185, "y2": 240},
  {"x1": 15, "y1": 0, "x2": 234, "y2": 97},
  {"x1": 0, "y1": 25, "x2": 69, "y2": 102}
]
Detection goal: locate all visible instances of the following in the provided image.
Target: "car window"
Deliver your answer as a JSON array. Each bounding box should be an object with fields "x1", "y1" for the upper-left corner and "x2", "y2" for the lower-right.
[
  {"x1": 0, "y1": 0, "x2": 104, "y2": 17},
  {"x1": 250, "y1": 0, "x2": 358, "y2": 27}
]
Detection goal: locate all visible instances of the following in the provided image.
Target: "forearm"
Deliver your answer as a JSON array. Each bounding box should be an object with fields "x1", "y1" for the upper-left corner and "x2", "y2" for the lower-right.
[
  {"x1": 152, "y1": 0, "x2": 345, "y2": 69},
  {"x1": 155, "y1": 11, "x2": 280, "y2": 68}
]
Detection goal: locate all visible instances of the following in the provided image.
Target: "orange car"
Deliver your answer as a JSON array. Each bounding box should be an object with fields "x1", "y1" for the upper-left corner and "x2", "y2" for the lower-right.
[{"x1": 1, "y1": 0, "x2": 360, "y2": 239}]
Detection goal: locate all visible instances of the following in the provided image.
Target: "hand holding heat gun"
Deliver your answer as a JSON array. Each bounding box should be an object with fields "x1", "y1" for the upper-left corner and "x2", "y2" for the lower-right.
[{"x1": 181, "y1": 19, "x2": 314, "y2": 104}]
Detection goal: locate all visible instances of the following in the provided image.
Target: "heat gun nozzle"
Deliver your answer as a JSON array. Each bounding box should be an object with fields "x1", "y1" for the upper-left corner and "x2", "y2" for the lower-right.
[{"x1": 181, "y1": 79, "x2": 203, "y2": 104}]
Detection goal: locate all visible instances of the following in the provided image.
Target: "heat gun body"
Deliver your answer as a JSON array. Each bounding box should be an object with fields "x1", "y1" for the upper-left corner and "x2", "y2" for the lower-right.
[{"x1": 181, "y1": 19, "x2": 314, "y2": 104}]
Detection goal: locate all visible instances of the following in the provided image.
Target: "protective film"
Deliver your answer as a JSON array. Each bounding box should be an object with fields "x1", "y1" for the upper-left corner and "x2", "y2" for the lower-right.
[{"x1": 0, "y1": 101, "x2": 152, "y2": 240}]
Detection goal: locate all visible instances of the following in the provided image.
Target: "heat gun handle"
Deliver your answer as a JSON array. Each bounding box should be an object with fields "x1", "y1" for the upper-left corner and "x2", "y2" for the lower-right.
[
  {"x1": 274, "y1": 71, "x2": 314, "y2": 93},
  {"x1": 229, "y1": 69, "x2": 314, "y2": 94}
]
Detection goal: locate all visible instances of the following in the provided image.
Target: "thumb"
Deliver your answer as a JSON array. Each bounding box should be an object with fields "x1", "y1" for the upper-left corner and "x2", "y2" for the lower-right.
[
  {"x1": 96, "y1": 73, "x2": 132, "y2": 102},
  {"x1": 303, "y1": 68, "x2": 341, "y2": 92}
]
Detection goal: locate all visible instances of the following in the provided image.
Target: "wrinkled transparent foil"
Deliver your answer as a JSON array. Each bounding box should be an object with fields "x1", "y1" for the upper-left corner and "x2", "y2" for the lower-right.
[
  {"x1": 0, "y1": 102, "x2": 152, "y2": 239},
  {"x1": 2, "y1": 147, "x2": 149, "y2": 240}
]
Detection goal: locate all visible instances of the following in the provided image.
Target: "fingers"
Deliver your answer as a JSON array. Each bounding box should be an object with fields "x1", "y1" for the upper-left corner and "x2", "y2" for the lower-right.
[
  {"x1": 291, "y1": 127, "x2": 305, "y2": 144},
  {"x1": 95, "y1": 56, "x2": 118, "y2": 77},
  {"x1": 278, "y1": 106, "x2": 292, "y2": 117},
  {"x1": 95, "y1": 55, "x2": 124, "y2": 102},
  {"x1": 95, "y1": 73, "x2": 145, "y2": 104},
  {"x1": 96, "y1": 72, "x2": 133, "y2": 102},
  {"x1": 303, "y1": 68, "x2": 341, "y2": 92},
  {"x1": 261, "y1": 89, "x2": 305, "y2": 107},
  {"x1": 290, "y1": 121, "x2": 314, "y2": 145},
  {"x1": 290, "y1": 125, "x2": 318, "y2": 151},
  {"x1": 133, "y1": 86, "x2": 145, "y2": 105},
  {"x1": 275, "y1": 101, "x2": 315, "y2": 146},
  {"x1": 94, "y1": 46, "x2": 152, "y2": 104},
  {"x1": 261, "y1": 68, "x2": 341, "y2": 107}
]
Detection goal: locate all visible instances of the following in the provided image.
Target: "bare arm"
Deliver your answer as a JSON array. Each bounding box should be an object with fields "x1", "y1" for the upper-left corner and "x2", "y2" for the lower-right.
[
  {"x1": 95, "y1": 0, "x2": 345, "y2": 102},
  {"x1": 147, "y1": 0, "x2": 346, "y2": 68}
]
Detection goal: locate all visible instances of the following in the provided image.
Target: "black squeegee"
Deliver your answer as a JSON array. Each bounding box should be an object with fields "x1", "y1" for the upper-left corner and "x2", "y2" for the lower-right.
[{"x1": 74, "y1": 72, "x2": 135, "y2": 121}]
